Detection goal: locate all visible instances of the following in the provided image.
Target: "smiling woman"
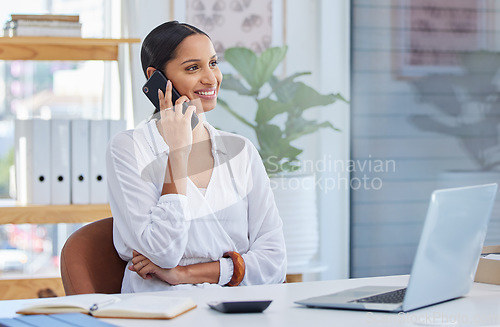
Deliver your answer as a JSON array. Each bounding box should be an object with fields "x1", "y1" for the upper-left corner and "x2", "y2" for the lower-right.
[
  {"x1": 140, "y1": 22, "x2": 220, "y2": 116},
  {"x1": 106, "y1": 21, "x2": 287, "y2": 293},
  {"x1": 160, "y1": 33, "x2": 221, "y2": 114}
]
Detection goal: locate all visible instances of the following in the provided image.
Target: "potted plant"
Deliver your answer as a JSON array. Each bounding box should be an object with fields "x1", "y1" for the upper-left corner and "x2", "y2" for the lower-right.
[
  {"x1": 219, "y1": 46, "x2": 348, "y2": 269},
  {"x1": 219, "y1": 46, "x2": 347, "y2": 174}
]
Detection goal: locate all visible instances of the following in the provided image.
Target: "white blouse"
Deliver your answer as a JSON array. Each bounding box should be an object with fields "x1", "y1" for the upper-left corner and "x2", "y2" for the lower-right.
[{"x1": 106, "y1": 119, "x2": 287, "y2": 293}]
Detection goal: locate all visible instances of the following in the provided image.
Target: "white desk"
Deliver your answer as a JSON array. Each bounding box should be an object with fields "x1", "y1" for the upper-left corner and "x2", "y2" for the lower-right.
[{"x1": 1, "y1": 275, "x2": 500, "y2": 327}]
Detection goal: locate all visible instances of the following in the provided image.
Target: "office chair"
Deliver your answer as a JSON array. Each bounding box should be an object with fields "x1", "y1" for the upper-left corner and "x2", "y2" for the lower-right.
[{"x1": 60, "y1": 217, "x2": 127, "y2": 295}]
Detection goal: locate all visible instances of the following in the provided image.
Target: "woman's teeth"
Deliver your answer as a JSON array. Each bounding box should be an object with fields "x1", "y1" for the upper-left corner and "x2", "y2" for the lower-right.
[{"x1": 198, "y1": 90, "x2": 215, "y2": 96}]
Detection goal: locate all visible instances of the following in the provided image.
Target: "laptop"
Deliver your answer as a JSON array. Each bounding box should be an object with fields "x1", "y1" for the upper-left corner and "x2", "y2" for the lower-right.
[{"x1": 296, "y1": 183, "x2": 498, "y2": 312}]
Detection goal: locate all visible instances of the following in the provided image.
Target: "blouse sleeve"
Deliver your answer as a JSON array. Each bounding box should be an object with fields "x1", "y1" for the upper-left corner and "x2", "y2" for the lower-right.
[
  {"x1": 240, "y1": 141, "x2": 287, "y2": 285},
  {"x1": 107, "y1": 130, "x2": 191, "y2": 268}
]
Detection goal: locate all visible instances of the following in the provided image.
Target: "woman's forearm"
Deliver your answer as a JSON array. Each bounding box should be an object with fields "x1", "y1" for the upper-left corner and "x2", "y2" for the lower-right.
[
  {"x1": 130, "y1": 251, "x2": 221, "y2": 285},
  {"x1": 162, "y1": 155, "x2": 188, "y2": 195},
  {"x1": 178, "y1": 261, "x2": 220, "y2": 284}
]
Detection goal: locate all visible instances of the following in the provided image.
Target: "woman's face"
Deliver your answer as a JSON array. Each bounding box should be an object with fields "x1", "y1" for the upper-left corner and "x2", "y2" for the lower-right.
[{"x1": 164, "y1": 34, "x2": 222, "y2": 113}]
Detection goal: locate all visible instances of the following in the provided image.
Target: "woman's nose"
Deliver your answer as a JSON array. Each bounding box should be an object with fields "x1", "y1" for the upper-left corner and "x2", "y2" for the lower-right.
[{"x1": 201, "y1": 69, "x2": 217, "y2": 85}]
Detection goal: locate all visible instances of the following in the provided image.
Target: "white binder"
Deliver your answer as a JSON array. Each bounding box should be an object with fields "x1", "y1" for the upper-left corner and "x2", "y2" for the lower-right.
[
  {"x1": 109, "y1": 119, "x2": 127, "y2": 141},
  {"x1": 89, "y1": 120, "x2": 109, "y2": 204},
  {"x1": 14, "y1": 119, "x2": 51, "y2": 205},
  {"x1": 50, "y1": 120, "x2": 71, "y2": 205},
  {"x1": 71, "y1": 120, "x2": 90, "y2": 204}
]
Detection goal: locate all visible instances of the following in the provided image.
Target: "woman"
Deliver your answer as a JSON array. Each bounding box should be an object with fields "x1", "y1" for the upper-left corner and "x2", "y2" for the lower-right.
[{"x1": 107, "y1": 21, "x2": 286, "y2": 293}]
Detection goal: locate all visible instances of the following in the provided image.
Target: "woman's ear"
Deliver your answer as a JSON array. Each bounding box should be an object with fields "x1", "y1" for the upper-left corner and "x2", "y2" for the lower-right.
[{"x1": 146, "y1": 67, "x2": 156, "y2": 79}]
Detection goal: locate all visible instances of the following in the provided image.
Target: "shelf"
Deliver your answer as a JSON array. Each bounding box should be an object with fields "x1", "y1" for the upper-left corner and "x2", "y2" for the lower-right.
[
  {"x1": 0, "y1": 203, "x2": 112, "y2": 225},
  {"x1": 0, "y1": 277, "x2": 64, "y2": 300},
  {"x1": 0, "y1": 36, "x2": 134, "y2": 300},
  {"x1": 0, "y1": 37, "x2": 141, "y2": 61}
]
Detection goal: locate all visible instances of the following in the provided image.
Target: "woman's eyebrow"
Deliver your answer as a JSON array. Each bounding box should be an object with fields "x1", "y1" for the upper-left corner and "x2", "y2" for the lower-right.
[{"x1": 181, "y1": 54, "x2": 217, "y2": 65}]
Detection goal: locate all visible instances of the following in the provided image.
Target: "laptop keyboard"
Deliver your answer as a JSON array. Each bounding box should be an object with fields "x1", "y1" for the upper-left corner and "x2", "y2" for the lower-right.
[{"x1": 351, "y1": 288, "x2": 407, "y2": 304}]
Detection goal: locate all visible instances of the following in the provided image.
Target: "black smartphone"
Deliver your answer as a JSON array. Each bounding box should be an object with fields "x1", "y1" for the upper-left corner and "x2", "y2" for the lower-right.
[
  {"x1": 142, "y1": 70, "x2": 199, "y2": 129},
  {"x1": 207, "y1": 300, "x2": 272, "y2": 314}
]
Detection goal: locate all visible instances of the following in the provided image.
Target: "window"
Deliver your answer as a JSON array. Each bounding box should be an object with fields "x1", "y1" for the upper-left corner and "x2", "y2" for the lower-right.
[
  {"x1": 351, "y1": 0, "x2": 500, "y2": 277},
  {"x1": 0, "y1": 0, "x2": 114, "y2": 279}
]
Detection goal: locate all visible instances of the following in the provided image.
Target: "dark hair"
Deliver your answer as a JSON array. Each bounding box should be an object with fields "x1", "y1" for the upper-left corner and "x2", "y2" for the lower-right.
[{"x1": 140, "y1": 21, "x2": 209, "y2": 78}]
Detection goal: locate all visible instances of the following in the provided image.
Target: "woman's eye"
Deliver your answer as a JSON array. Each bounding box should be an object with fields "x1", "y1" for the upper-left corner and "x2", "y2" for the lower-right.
[
  {"x1": 186, "y1": 65, "x2": 198, "y2": 71},
  {"x1": 210, "y1": 60, "x2": 218, "y2": 67}
]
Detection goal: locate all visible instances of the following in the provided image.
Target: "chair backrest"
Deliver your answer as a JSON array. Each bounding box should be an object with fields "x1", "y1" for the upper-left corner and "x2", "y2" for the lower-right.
[{"x1": 60, "y1": 217, "x2": 127, "y2": 295}]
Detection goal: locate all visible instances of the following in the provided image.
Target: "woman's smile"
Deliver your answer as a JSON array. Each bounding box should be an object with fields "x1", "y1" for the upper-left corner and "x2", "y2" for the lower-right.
[{"x1": 194, "y1": 87, "x2": 217, "y2": 99}]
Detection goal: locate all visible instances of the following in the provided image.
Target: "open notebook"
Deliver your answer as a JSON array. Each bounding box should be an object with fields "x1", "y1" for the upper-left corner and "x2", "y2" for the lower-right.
[{"x1": 16, "y1": 293, "x2": 197, "y2": 320}]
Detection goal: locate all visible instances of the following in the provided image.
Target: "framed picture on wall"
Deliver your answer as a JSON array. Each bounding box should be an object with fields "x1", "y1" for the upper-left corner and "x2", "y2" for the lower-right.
[
  {"x1": 173, "y1": 0, "x2": 285, "y2": 62},
  {"x1": 394, "y1": 0, "x2": 494, "y2": 78}
]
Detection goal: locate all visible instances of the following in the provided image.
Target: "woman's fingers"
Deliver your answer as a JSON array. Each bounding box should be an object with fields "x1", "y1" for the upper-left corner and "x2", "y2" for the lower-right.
[
  {"x1": 154, "y1": 82, "x2": 193, "y2": 157},
  {"x1": 174, "y1": 96, "x2": 190, "y2": 117},
  {"x1": 175, "y1": 95, "x2": 190, "y2": 106},
  {"x1": 138, "y1": 263, "x2": 154, "y2": 279},
  {"x1": 131, "y1": 251, "x2": 150, "y2": 274},
  {"x1": 161, "y1": 80, "x2": 174, "y2": 110},
  {"x1": 129, "y1": 250, "x2": 156, "y2": 280},
  {"x1": 158, "y1": 80, "x2": 174, "y2": 122},
  {"x1": 130, "y1": 258, "x2": 154, "y2": 279},
  {"x1": 132, "y1": 255, "x2": 147, "y2": 265},
  {"x1": 184, "y1": 105, "x2": 196, "y2": 123},
  {"x1": 129, "y1": 263, "x2": 153, "y2": 279},
  {"x1": 158, "y1": 88, "x2": 165, "y2": 110},
  {"x1": 158, "y1": 90, "x2": 173, "y2": 137},
  {"x1": 131, "y1": 251, "x2": 147, "y2": 263},
  {"x1": 158, "y1": 90, "x2": 173, "y2": 115},
  {"x1": 165, "y1": 80, "x2": 173, "y2": 108}
]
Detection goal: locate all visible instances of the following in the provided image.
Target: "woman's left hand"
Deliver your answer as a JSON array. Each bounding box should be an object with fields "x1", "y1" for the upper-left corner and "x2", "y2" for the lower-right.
[{"x1": 129, "y1": 250, "x2": 185, "y2": 285}]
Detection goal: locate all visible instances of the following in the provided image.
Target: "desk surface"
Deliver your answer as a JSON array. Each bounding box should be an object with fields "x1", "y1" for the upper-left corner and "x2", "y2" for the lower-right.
[{"x1": 1, "y1": 275, "x2": 499, "y2": 327}]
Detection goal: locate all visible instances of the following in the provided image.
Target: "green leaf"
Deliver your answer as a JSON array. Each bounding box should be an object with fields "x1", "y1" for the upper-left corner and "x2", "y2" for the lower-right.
[
  {"x1": 263, "y1": 155, "x2": 282, "y2": 175},
  {"x1": 282, "y1": 161, "x2": 301, "y2": 173},
  {"x1": 217, "y1": 98, "x2": 256, "y2": 129},
  {"x1": 333, "y1": 92, "x2": 350, "y2": 104},
  {"x1": 276, "y1": 140, "x2": 302, "y2": 159},
  {"x1": 220, "y1": 74, "x2": 254, "y2": 96},
  {"x1": 269, "y1": 72, "x2": 311, "y2": 103},
  {"x1": 285, "y1": 118, "x2": 339, "y2": 141},
  {"x1": 255, "y1": 98, "x2": 290, "y2": 124},
  {"x1": 291, "y1": 82, "x2": 338, "y2": 111},
  {"x1": 260, "y1": 140, "x2": 302, "y2": 175},
  {"x1": 253, "y1": 46, "x2": 288, "y2": 90},
  {"x1": 224, "y1": 47, "x2": 258, "y2": 90},
  {"x1": 256, "y1": 123, "x2": 282, "y2": 154},
  {"x1": 258, "y1": 127, "x2": 302, "y2": 160}
]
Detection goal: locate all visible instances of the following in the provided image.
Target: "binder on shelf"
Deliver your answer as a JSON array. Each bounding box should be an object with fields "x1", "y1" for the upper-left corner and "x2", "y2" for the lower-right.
[
  {"x1": 109, "y1": 119, "x2": 127, "y2": 141},
  {"x1": 14, "y1": 119, "x2": 51, "y2": 205},
  {"x1": 71, "y1": 120, "x2": 90, "y2": 205},
  {"x1": 50, "y1": 120, "x2": 71, "y2": 205},
  {"x1": 89, "y1": 120, "x2": 109, "y2": 204}
]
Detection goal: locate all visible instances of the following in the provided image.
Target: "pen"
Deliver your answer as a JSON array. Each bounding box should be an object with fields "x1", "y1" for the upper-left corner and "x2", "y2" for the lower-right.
[{"x1": 90, "y1": 298, "x2": 117, "y2": 312}]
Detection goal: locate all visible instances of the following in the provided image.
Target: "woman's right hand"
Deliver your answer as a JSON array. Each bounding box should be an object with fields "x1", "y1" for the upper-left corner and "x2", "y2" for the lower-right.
[
  {"x1": 129, "y1": 250, "x2": 184, "y2": 285},
  {"x1": 156, "y1": 80, "x2": 196, "y2": 159}
]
